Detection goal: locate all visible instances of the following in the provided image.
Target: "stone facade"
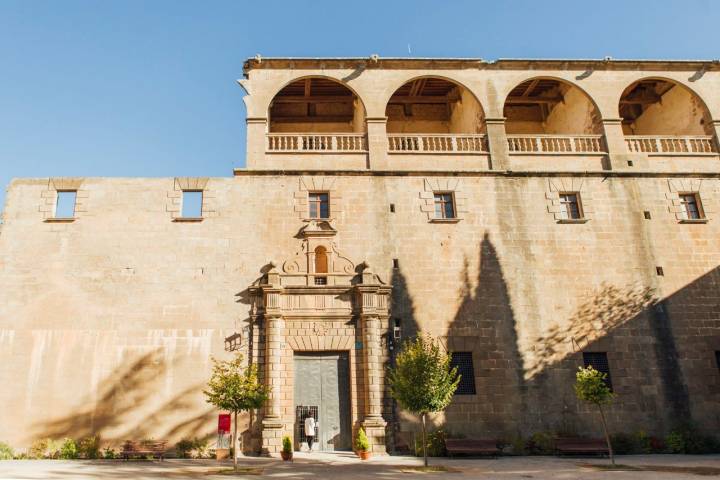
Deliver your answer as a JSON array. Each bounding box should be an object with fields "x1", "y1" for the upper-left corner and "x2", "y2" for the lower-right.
[{"x1": 1, "y1": 58, "x2": 720, "y2": 454}]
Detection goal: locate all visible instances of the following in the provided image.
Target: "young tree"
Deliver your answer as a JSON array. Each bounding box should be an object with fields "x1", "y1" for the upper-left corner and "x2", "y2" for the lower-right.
[
  {"x1": 574, "y1": 366, "x2": 616, "y2": 465},
  {"x1": 204, "y1": 353, "x2": 268, "y2": 471},
  {"x1": 387, "y1": 335, "x2": 460, "y2": 467}
]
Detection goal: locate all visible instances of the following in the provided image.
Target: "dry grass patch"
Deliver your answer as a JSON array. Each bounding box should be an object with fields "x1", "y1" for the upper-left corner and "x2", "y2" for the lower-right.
[{"x1": 210, "y1": 467, "x2": 264, "y2": 476}]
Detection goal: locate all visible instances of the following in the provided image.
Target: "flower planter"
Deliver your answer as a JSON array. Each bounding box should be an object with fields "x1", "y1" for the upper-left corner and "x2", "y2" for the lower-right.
[
  {"x1": 281, "y1": 450, "x2": 293, "y2": 461},
  {"x1": 358, "y1": 450, "x2": 371, "y2": 460}
]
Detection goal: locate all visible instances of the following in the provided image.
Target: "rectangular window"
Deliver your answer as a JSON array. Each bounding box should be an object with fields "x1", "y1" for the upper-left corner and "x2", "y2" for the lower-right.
[
  {"x1": 680, "y1": 193, "x2": 703, "y2": 220},
  {"x1": 583, "y1": 352, "x2": 612, "y2": 391},
  {"x1": 308, "y1": 192, "x2": 329, "y2": 219},
  {"x1": 559, "y1": 193, "x2": 582, "y2": 220},
  {"x1": 434, "y1": 192, "x2": 455, "y2": 219},
  {"x1": 181, "y1": 191, "x2": 203, "y2": 218},
  {"x1": 55, "y1": 191, "x2": 77, "y2": 218},
  {"x1": 715, "y1": 351, "x2": 720, "y2": 371},
  {"x1": 450, "y1": 352, "x2": 477, "y2": 395}
]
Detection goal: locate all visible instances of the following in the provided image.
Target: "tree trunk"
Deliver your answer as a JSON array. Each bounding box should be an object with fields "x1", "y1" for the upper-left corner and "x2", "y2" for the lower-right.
[
  {"x1": 597, "y1": 404, "x2": 614, "y2": 465},
  {"x1": 233, "y1": 411, "x2": 239, "y2": 471},
  {"x1": 422, "y1": 413, "x2": 428, "y2": 467}
]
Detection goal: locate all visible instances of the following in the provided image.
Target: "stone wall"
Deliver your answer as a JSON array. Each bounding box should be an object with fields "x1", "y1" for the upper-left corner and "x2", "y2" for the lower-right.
[{"x1": 1, "y1": 172, "x2": 719, "y2": 450}]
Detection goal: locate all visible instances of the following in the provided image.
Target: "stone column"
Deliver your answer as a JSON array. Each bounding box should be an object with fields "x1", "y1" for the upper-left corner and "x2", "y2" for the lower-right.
[
  {"x1": 484, "y1": 117, "x2": 510, "y2": 170},
  {"x1": 357, "y1": 282, "x2": 388, "y2": 454},
  {"x1": 601, "y1": 117, "x2": 640, "y2": 170},
  {"x1": 246, "y1": 117, "x2": 267, "y2": 169},
  {"x1": 261, "y1": 283, "x2": 284, "y2": 456},
  {"x1": 366, "y1": 117, "x2": 389, "y2": 170}
]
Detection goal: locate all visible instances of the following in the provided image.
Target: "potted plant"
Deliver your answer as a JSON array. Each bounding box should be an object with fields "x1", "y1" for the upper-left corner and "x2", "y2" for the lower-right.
[
  {"x1": 355, "y1": 428, "x2": 371, "y2": 460},
  {"x1": 280, "y1": 436, "x2": 293, "y2": 461}
]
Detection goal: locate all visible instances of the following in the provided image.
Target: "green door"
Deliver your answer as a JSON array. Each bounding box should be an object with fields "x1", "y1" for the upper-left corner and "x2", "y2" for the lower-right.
[{"x1": 294, "y1": 352, "x2": 351, "y2": 451}]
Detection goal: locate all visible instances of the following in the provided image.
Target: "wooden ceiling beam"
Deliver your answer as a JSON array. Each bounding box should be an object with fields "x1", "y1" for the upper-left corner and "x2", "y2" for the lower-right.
[
  {"x1": 505, "y1": 96, "x2": 563, "y2": 104},
  {"x1": 522, "y1": 79, "x2": 541, "y2": 97},
  {"x1": 273, "y1": 95, "x2": 355, "y2": 104},
  {"x1": 304, "y1": 79, "x2": 312, "y2": 97},
  {"x1": 388, "y1": 95, "x2": 455, "y2": 104},
  {"x1": 271, "y1": 116, "x2": 353, "y2": 123}
]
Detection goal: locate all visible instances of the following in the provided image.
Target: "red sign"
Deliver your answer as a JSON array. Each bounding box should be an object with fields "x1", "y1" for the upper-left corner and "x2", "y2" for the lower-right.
[{"x1": 218, "y1": 414, "x2": 231, "y2": 433}]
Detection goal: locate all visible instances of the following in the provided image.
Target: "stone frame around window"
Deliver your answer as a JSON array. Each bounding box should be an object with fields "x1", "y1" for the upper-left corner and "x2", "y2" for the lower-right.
[
  {"x1": 294, "y1": 176, "x2": 343, "y2": 222},
  {"x1": 41, "y1": 178, "x2": 88, "y2": 223},
  {"x1": 167, "y1": 177, "x2": 215, "y2": 222},
  {"x1": 420, "y1": 178, "x2": 467, "y2": 223},
  {"x1": 546, "y1": 178, "x2": 594, "y2": 224},
  {"x1": 667, "y1": 179, "x2": 715, "y2": 224}
]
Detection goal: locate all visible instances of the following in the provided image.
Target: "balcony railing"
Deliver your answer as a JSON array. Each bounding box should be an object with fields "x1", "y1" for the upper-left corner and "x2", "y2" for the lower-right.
[
  {"x1": 267, "y1": 133, "x2": 367, "y2": 152},
  {"x1": 625, "y1": 136, "x2": 717, "y2": 154},
  {"x1": 388, "y1": 134, "x2": 488, "y2": 153},
  {"x1": 507, "y1": 135, "x2": 606, "y2": 154}
]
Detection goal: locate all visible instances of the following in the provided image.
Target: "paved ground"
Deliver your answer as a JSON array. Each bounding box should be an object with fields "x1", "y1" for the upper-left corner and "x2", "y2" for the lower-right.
[{"x1": 1, "y1": 453, "x2": 719, "y2": 479}]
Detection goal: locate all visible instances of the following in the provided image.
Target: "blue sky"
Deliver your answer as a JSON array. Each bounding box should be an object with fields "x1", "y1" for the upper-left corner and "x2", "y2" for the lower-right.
[{"x1": 1, "y1": 0, "x2": 719, "y2": 212}]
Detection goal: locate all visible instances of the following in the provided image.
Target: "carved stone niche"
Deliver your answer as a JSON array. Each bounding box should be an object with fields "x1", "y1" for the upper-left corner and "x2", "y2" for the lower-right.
[{"x1": 281, "y1": 220, "x2": 355, "y2": 286}]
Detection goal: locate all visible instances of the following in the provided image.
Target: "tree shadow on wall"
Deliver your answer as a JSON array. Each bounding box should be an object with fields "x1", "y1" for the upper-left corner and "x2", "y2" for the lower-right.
[{"x1": 31, "y1": 349, "x2": 215, "y2": 446}]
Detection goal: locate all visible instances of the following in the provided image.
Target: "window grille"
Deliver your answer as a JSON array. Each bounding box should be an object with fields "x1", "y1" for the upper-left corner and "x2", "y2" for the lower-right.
[
  {"x1": 583, "y1": 352, "x2": 613, "y2": 391},
  {"x1": 680, "y1": 193, "x2": 703, "y2": 220},
  {"x1": 450, "y1": 352, "x2": 476, "y2": 395},
  {"x1": 309, "y1": 192, "x2": 330, "y2": 219},
  {"x1": 559, "y1": 193, "x2": 582, "y2": 220},
  {"x1": 433, "y1": 192, "x2": 456, "y2": 219},
  {"x1": 314, "y1": 276, "x2": 327, "y2": 285}
]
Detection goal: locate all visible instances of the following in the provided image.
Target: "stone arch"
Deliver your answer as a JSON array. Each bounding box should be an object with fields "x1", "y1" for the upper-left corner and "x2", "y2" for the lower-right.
[
  {"x1": 384, "y1": 76, "x2": 486, "y2": 134},
  {"x1": 503, "y1": 76, "x2": 604, "y2": 135},
  {"x1": 267, "y1": 76, "x2": 367, "y2": 133},
  {"x1": 618, "y1": 77, "x2": 714, "y2": 136}
]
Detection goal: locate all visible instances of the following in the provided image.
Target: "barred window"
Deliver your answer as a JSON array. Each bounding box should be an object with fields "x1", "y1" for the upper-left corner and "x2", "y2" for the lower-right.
[
  {"x1": 309, "y1": 192, "x2": 330, "y2": 219},
  {"x1": 583, "y1": 352, "x2": 612, "y2": 391},
  {"x1": 559, "y1": 192, "x2": 582, "y2": 220},
  {"x1": 680, "y1": 193, "x2": 703, "y2": 220},
  {"x1": 450, "y1": 352, "x2": 476, "y2": 395},
  {"x1": 434, "y1": 192, "x2": 456, "y2": 219}
]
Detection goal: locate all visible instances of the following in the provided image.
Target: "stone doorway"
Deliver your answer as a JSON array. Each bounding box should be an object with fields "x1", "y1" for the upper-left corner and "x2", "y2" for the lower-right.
[{"x1": 293, "y1": 352, "x2": 352, "y2": 451}]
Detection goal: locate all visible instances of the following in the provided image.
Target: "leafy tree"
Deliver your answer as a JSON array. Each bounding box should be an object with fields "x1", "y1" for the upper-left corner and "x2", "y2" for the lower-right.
[
  {"x1": 574, "y1": 366, "x2": 616, "y2": 464},
  {"x1": 387, "y1": 335, "x2": 460, "y2": 467},
  {"x1": 204, "y1": 353, "x2": 268, "y2": 471}
]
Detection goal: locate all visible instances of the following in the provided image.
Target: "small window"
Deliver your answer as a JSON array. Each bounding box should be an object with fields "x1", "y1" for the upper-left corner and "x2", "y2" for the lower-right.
[
  {"x1": 450, "y1": 352, "x2": 476, "y2": 395},
  {"x1": 181, "y1": 191, "x2": 203, "y2": 218},
  {"x1": 309, "y1": 192, "x2": 330, "y2": 219},
  {"x1": 715, "y1": 351, "x2": 720, "y2": 371},
  {"x1": 434, "y1": 192, "x2": 455, "y2": 219},
  {"x1": 680, "y1": 193, "x2": 703, "y2": 220},
  {"x1": 392, "y1": 259, "x2": 399, "y2": 269},
  {"x1": 314, "y1": 277, "x2": 327, "y2": 285},
  {"x1": 559, "y1": 192, "x2": 582, "y2": 220},
  {"x1": 390, "y1": 203, "x2": 395, "y2": 213},
  {"x1": 583, "y1": 352, "x2": 612, "y2": 391},
  {"x1": 55, "y1": 191, "x2": 77, "y2": 218},
  {"x1": 393, "y1": 318, "x2": 402, "y2": 341}
]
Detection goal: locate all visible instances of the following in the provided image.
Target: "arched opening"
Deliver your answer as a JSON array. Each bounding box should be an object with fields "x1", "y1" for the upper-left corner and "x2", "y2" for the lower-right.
[
  {"x1": 385, "y1": 77, "x2": 486, "y2": 152},
  {"x1": 314, "y1": 246, "x2": 328, "y2": 285},
  {"x1": 503, "y1": 78, "x2": 604, "y2": 153},
  {"x1": 314, "y1": 246, "x2": 328, "y2": 273},
  {"x1": 267, "y1": 78, "x2": 367, "y2": 152},
  {"x1": 268, "y1": 78, "x2": 366, "y2": 133}
]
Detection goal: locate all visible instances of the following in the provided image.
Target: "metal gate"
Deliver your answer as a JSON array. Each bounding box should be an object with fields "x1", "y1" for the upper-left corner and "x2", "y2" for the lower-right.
[{"x1": 293, "y1": 352, "x2": 351, "y2": 451}]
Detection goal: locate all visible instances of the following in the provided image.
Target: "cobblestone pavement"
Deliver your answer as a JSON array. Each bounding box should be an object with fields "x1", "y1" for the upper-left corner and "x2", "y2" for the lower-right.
[{"x1": 1, "y1": 453, "x2": 719, "y2": 479}]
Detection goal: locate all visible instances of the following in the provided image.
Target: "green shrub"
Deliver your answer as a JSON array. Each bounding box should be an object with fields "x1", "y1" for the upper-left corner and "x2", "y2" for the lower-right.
[
  {"x1": 175, "y1": 438, "x2": 194, "y2": 459},
  {"x1": 666, "y1": 424, "x2": 720, "y2": 454},
  {"x1": 526, "y1": 432, "x2": 555, "y2": 455},
  {"x1": 192, "y1": 437, "x2": 210, "y2": 459},
  {"x1": 413, "y1": 429, "x2": 446, "y2": 457},
  {"x1": 59, "y1": 438, "x2": 78, "y2": 459},
  {"x1": 103, "y1": 447, "x2": 116, "y2": 459},
  {"x1": 510, "y1": 436, "x2": 526, "y2": 455},
  {"x1": 633, "y1": 430, "x2": 652, "y2": 454},
  {"x1": 282, "y1": 436, "x2": 292, "y2": 454},
  {"x1": 78, "y1": 436, "x2": 100, "y2": 459},
  {"x1": 29, "y1": 438, "x2": 61, "y2": 459},
  {"x1": 356, "y1": 428, "x2": 370, "y2": 452},
  {"x1": 610, "y1": 433, "x2": 635, "y2": 455},
  {"x1": 0, "y1": 442, "x2": 13, "y2": 460}
]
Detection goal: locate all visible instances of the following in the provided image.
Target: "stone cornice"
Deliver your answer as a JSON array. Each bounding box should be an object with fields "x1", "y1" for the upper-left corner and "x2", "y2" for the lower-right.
[
  {"x1": 234, "y1": 169, "x2": 720, "y2": 179},
  {"x1": 243, "y1": 57, "x2": 720, "y2": 74}
]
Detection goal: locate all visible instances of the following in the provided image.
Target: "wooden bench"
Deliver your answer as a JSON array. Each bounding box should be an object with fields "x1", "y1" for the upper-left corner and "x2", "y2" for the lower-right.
[
  {"x1": 445, "y1": 439, "x2": 501, "y2": 458},
  {"x1": 121, "y1": 440, "x2": 168, "y2": 461},
  {"x1": 555, "y1": 438, "x2": 609, "y2": 457}
]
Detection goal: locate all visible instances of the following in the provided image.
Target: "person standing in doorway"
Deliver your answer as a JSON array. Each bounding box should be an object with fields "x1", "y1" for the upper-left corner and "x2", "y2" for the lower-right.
[{"x1": 304, "y1": 415, "x2": 317, "y2": 452}]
